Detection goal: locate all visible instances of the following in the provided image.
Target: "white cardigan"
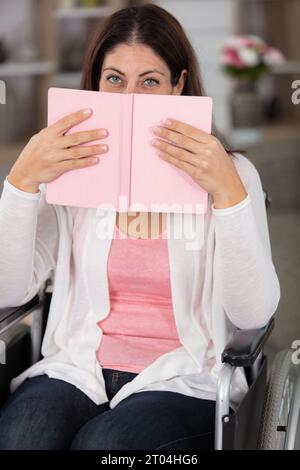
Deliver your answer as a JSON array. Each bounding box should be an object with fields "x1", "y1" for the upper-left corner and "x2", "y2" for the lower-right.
[{"x1": 0, "y1": 153, "x2": 280, "y2": 410}]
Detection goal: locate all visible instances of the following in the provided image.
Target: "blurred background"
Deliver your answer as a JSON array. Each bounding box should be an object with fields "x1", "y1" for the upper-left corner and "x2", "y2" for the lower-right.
[{"x1": 0, "y1": 0, "x2": 299, "y2": 357}]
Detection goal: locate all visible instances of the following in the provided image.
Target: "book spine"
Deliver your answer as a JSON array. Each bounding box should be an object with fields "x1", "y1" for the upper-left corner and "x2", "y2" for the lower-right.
[
  {"x1": 129, "y1": 93, "x2": 134, "y2": 210},
  {"x1": 118, "y1": 93, "x2": 133, "y2": 211}
]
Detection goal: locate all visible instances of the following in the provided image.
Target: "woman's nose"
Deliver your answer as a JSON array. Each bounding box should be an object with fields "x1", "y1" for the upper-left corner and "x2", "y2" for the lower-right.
[{"x1": 125, "y1": 85, "x2": 141, "y2": 94}]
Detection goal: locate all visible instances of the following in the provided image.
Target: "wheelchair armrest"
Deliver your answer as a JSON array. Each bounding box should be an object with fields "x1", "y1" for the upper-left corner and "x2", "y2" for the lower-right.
[
  {"x1": 0, "y1": 295, "x2": 40, "y2": 335},
  {"x1": 221, "y1": 317, "x2": 274, "y2": 367}
]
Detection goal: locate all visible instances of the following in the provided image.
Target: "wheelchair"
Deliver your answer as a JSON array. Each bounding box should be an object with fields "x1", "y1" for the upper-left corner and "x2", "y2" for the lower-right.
[{"x1": 0, "y1": 190, "x2": 299, "y2": 450}]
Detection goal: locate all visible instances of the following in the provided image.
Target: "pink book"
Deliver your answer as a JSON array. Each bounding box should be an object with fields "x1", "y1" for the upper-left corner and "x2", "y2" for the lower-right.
[{"x1": 46, "y1": 87, "x2": 212, "y2": 213}]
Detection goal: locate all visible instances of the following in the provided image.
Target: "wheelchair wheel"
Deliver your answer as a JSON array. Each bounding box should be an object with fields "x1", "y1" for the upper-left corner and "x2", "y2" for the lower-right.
[{"x1": 259, "y1": 349, "x2": 300, "y2": 450}]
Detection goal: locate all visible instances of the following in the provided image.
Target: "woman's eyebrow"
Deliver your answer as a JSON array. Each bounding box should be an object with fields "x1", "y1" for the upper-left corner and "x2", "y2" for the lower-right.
[{"x1": 103, "y1": 67, "x2": 165, "y2": 77}]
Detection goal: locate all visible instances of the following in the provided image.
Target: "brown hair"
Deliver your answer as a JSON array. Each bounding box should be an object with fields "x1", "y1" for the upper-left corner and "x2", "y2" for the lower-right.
[{"x1": 81, "y1": 3, "x2": 239, "y2": 156}]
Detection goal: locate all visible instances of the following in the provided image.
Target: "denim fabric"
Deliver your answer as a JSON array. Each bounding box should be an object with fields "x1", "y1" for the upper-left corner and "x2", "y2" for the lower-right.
[
  {"x1": 102, "y1": 368, "x2": 138, "y2": 401},
  {"x1": 0, "y1": 369, "x2": 216, "y2": 450}
]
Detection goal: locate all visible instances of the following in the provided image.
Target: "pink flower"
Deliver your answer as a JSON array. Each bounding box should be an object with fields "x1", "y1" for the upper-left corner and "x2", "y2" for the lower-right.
[
  {"x1": 224, "y1": 34, "x2": 266, "y2": 50},
  {"x1": 263, "y1": 47, "x2": 285, "y2": 65},
  {"x1": 221, "y1": 48, "x2": 245, "y2": 68}
]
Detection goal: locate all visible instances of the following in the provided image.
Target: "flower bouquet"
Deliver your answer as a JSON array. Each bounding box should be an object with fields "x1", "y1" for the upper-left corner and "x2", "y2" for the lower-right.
[
  {"x1": 220, "y1": 35, "x2": 285, "y2": 128},
  {"x1": 220, "y1": 34, "x2": 285, "y2": 81}
]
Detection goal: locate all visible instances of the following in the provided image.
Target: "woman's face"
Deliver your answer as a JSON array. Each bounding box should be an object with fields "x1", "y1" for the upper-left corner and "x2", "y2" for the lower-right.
[{"x1": 99, "y1": 43, "x2": 187, "y2": 95}]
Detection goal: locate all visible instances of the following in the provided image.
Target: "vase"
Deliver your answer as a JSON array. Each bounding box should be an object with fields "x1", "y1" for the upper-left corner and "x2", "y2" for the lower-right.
[{"x1": 230, "y1": 78, "x2": 264, "y2": 128}]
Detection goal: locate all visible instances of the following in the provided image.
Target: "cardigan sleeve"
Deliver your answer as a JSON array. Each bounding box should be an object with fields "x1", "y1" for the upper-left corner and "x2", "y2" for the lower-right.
[
  {"x1": 0, "y1": 176, "x2": 59, "y2": 308},
  {"x1": 212, "y1": 154, "x2": 281, "y2": 329}
]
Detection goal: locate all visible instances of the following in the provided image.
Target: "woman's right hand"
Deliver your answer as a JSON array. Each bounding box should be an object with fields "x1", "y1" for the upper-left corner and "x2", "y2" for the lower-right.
[{"x1": 7, "y1": 108, "x2": 109, "y2": 193}]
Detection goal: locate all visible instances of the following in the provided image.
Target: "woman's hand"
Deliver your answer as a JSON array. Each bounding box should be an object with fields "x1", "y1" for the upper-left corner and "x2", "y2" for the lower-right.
[
  {"x1": 151, "y1": 118, "x2": 248, "y2": 209},
  {"x1": 8, "y1": 109, "x2": 109, "y2": 193}
]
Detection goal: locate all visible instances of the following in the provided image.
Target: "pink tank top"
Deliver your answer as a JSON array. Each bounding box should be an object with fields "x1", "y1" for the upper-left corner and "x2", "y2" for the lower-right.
[{"x1": 96, "y1": 224, "x2": 182, "y2": 373}]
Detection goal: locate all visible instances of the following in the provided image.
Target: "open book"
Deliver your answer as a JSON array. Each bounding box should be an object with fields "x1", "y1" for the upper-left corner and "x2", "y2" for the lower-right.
[{"x1": 46, "y1": 87, "x2": 212, "y2": 213}]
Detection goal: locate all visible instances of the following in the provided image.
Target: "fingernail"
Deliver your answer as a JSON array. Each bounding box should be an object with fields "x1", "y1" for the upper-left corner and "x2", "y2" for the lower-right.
[
  {"x1": 83, "y1": 108, "x2": 92, "y2": 115},
  {"x1": 160, "y1": 118, "x2": 172, "y2": 126},
  {"x1": 98, "y1": 129, "x2": 107, "y2": 136}
]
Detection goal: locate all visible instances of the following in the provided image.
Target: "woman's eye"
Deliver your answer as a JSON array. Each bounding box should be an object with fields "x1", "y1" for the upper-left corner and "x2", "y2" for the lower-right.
[
  {"x1": 144, "y1": 78, "x2": 159, "y2": 86},
  {"x1": 107, "y1": 75, "x2": 121, "y2": 84}
]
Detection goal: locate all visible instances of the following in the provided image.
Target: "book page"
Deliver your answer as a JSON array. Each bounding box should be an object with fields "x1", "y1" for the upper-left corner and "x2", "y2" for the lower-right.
[
  {"x1": 46, "y1": 88, "x2": 123, "y2": 210},
  {"x1": 130, "y1": 94, "x2": 212, "y2": 214}
]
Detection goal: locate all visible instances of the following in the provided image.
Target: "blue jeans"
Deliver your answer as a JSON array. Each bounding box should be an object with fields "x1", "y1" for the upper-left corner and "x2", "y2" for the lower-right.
[{"x1": 0, "y1": 369, "x2": 216, "y2": 450}]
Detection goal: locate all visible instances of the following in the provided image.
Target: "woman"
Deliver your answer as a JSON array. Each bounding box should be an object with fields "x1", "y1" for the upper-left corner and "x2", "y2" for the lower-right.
[{"x1": 0, "y1": 4, "x2": 280, "y2": 450}]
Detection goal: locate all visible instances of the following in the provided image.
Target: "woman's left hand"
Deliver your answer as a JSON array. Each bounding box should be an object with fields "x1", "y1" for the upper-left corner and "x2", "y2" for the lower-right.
[{"x1": 151, "y1": 118, "x2": 248, "y2": 209}]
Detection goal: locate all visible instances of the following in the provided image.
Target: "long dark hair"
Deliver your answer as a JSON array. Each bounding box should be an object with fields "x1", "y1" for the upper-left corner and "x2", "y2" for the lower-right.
[{"x1": 81, "y1": 3, "x2": 237, "y2": 156}]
